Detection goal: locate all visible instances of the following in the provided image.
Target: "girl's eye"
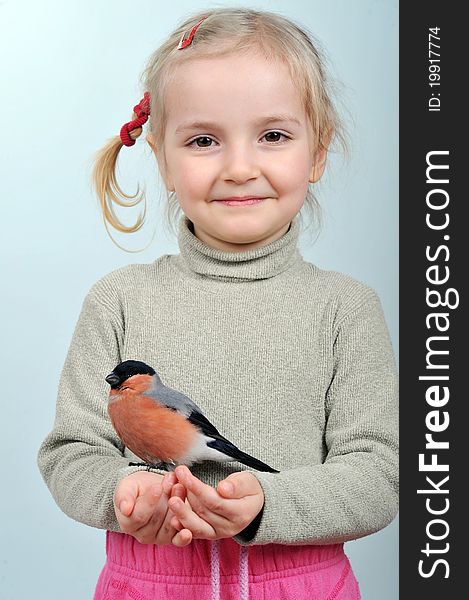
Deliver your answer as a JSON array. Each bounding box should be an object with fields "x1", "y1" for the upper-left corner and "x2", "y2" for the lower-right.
[
  {"x1": 187, "y1": 131, "x2": 290, "y2": 150},
  {"x1": 189, "y1": 136, "x2": 215, "y2": 149},
  {"x1": 263, "y1": 131, "x2": 289, "y2": 143}
]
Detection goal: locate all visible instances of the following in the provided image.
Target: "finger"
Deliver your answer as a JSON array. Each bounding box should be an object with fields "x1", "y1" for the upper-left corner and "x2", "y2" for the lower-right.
[
  {"x1": 154, "y1": 496, "x2": 181, "y2": 544},
  {"x1": 135, "y1": 472, "x2": 176, "y2": 532},
  {"x1": 117, "y1": 484, "x2": 162, "y2": 536},
  {"x1": 169, "y1": 490, "x2": 190, "y2": 532},
  {"x1": 162, "y1": 471, "x2": 177, "y2": 495},
  {"x1": 168, "y1": 495, "x2": 216, "y2": 538},
  {"x1": 183, "y1": 490, "x2": 245, "y2": 539},
  {"x1": 185, "y1": 489, "x2": 232, "y2": 526},
  {"x1": 217, "y1": 471, "x2": 261, "y2": 499},
  {"x1": 171, "y1": 482, "x2": 186, "y2": 500},
  {"x1": 170, "y1": 515, "x2": 183, "y2": 531},
  {"x1": 187, "y1": 490, "x2": 240, "y2": 537},
  {"x1": 172, "y1": 528, "x2": 193, "y2": 547},
  {"x1": 152, "y1": 480, "x2": 188, "y2": 545},
  {"x1": 134, "y1": 475, "x2": 178, "y2": 543},
  {"x1": 174, "y1": 466, "x2": 229, "y2": 517},
  {"x1": 118, "y1": 498, "x2": 135, "y2": 518},
  {"x1": 133, "y1": 502, "x2": 175, "y2": 545},
  {"x1": 127, "y1": 482, "x2": 163, "y2": 529},
  {"x1": 174, "y1": 465, "x2": 204, "y2": 493},
  {"x1": 114, "y1": 479, "x2": 139, "y2": 518},
  {"x1": 154, "y1": 475, "x2": 186, "y2": 544}
]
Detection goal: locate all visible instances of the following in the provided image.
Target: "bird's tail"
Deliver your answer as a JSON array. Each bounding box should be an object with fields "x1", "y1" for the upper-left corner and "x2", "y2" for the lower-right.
[{"x1": 207, "y1": 439, "x2": 279, "y2": 473}]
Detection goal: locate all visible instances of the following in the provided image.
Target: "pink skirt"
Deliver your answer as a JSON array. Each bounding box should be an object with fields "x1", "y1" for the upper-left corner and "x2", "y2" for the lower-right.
[{"x1": 94, "y1": 531, "x2": 361, "y2": 600}]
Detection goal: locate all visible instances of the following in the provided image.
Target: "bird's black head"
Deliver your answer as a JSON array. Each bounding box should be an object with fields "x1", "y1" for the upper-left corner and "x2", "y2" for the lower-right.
[{"x1": 105, "y1": 360, "x2": 156, "y2": 389}]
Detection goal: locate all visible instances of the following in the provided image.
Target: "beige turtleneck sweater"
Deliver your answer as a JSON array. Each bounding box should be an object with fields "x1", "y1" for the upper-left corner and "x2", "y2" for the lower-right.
[{"x1": 37, "y1": 215, "x2": 398, "y2": 546}]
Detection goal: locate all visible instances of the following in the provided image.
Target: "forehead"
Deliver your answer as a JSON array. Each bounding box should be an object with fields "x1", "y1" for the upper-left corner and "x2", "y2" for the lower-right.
[{"x1": 164, "y1": 52, "x2": 306, "y2": 127}]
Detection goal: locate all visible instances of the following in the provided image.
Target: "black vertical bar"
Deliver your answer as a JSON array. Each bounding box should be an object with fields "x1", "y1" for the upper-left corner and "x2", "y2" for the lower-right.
[{"x1": 400, "y1": 2, "x2": 465, "y2": 596}]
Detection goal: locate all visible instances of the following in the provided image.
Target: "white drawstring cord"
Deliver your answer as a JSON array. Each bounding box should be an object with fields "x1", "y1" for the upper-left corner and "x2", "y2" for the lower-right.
[
  {"x1": 210, "y1": 539, "x2": 220, "y2": 600},
  {"x1": 210, "y1": 539, "x2": 249, "y2": 600},
  {"x1": 239, "y1": 546, "x2": 249, "y2": 600}
]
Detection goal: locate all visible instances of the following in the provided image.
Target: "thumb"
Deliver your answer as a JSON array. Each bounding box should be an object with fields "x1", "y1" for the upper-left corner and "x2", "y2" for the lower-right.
[
  {"x1": 114, "y1": 478, "x2": 138, "y2": 517},
  {"x1": 218, "y1": 472, "x2": 257, "y2": 499},
  {"x1": 119, "y1": 498, "x2": 134, "y2": 517}
]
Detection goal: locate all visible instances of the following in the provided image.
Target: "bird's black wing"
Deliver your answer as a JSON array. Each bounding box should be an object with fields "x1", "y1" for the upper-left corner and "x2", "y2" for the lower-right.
[
  {"x1": 189, "y1": 408, "x2": 280, "y2": 473},
  {"x1": 187, "y1": 409, "x2": 230, "y2": 442}
]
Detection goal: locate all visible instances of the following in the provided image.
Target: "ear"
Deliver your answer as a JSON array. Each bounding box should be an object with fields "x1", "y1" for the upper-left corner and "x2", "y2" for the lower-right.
[
  {"x1": 146, "y1": 132, "x2": 158, "y2": 155},
  {"x1": 309, "y1": 144, "x2": 328, "y2": 184},
  {"x1": 146, "y1": 133, "x2": 175, "y2": 192}
]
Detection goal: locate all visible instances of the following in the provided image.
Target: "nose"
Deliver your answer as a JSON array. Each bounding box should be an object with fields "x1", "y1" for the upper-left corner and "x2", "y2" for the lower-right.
[
  {"x1": 105, "y1": 373, "x2": 120, "y2": 386},
  {"x1": 220, "y1": 141, "x2": 261, "y2": 184}
]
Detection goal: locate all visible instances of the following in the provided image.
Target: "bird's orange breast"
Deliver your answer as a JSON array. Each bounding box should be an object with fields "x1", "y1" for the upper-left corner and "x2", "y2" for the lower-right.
[{"x1": 108, "y1": 392, "x2": 197, "y2": 464}]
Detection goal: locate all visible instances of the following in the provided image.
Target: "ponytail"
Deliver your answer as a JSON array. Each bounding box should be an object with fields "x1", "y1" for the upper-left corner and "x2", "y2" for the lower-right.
[
  {"x1": 91, "y1": 94, "x2": 151, "y2": 238},
  {"x1": 92, "y1": 133, "x2": 146, "y2": 235}
]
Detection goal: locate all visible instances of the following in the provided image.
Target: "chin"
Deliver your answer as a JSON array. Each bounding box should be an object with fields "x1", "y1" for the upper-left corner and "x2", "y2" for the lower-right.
[{"x1": 218, "y1": 224, "x2": 272, "y2": 245}]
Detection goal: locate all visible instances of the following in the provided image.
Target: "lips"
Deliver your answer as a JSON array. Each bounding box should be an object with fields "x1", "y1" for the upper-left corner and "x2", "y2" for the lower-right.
[
  {"x1": 215, "y1": 196, "x2": 265, "y2": 201},
  {"x1": 213, "y1": 196, "x2": 268, "y2": 206}
]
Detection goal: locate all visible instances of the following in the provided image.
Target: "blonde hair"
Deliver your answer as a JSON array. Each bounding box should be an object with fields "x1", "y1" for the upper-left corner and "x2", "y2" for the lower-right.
[{"x1": 92, "y1": 7, "x2": 348, "y2": 249}]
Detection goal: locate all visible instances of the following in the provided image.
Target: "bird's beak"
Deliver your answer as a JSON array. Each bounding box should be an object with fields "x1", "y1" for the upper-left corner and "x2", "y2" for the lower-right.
[{"x1": 105, "y1": 373, "x2": 120, "y2": 387}]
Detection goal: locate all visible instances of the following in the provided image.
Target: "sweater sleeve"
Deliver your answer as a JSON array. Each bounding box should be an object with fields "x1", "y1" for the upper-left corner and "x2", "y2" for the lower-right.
[
  {"x1": 235, "y1": 290, "x2": 399, "y2": 546},
  {"x1": 37, "y1": 281, "x2": 167, "y2": 531}
]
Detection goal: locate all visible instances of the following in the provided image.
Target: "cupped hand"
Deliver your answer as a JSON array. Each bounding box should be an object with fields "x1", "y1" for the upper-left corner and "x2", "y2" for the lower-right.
[
  {"x1": 168, "y1": 466, "x2": 265, "y2": 547},
  {"x1": 114, "y1": 470, "x2": 192, "y2": 545}
]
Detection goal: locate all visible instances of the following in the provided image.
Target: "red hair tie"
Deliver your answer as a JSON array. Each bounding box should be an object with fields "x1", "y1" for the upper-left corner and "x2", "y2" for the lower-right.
[
  {"x1": 177, "y1": 16, "x2": 207, "y2": 50},
  {"x1": 120, "y1": 92, "x2": 151, "y2": 147}
]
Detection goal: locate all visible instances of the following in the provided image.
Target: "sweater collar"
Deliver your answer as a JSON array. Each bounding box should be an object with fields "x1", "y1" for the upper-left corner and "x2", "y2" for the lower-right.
[{"x1": 176, "y1": 215, "x2": 302, "y2": 282}]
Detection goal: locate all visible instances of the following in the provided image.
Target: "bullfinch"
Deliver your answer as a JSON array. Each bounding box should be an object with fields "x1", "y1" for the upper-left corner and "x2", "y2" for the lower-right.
[{"x1": 105, "y1": 360, "x2": 279, "y2": 473}]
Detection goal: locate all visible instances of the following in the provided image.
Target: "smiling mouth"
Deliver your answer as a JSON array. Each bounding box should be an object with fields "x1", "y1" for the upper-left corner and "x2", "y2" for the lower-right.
[{"x1": 213, "y1": 197, "x2": 267, "y2": 206}]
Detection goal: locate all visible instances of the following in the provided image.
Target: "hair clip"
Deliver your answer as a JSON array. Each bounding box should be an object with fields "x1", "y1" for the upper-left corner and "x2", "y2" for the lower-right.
[
  {"x1": 120, "y1": 92, "x2": 151, "y2": 147},
  {"x1": 177, "y1": 16, "x2": 207, "y2": 50}
]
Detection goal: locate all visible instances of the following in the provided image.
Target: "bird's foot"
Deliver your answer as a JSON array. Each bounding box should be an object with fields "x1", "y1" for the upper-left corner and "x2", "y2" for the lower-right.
[{"x1": 128, "y1": 461, "x2": 169, "y2": 472}]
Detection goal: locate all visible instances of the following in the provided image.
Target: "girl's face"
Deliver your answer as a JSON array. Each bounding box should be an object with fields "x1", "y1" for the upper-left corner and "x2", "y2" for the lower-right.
[{"x1": 149, "y1": 51, "x2": 327, "y2": 252}]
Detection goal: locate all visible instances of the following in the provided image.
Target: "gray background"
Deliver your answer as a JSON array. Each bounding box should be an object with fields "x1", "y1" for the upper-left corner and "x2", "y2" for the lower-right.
[{"x1": 0, "y1": 0, "x2": 398, "y2": 598}]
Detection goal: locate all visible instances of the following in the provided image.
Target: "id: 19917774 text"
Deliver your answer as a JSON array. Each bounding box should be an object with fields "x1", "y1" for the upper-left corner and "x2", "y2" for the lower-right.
[{"x1": 428, "y1": 27, "x2": 441, "y2": 112}]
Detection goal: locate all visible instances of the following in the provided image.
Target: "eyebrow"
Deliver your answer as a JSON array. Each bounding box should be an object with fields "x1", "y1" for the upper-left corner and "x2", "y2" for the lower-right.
[{"x1": 174, "y1": 114, "x2": 302, "y2": 135}]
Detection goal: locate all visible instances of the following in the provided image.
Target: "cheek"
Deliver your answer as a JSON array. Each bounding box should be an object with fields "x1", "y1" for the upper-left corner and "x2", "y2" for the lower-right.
[
  {"x1": 173, "y1": 158, "x2": 209, "y2": 196},
  {"x1": 273, "y1": 153, "x2": 312, "y2": 194},
  {"x1": 272, "y1": 139, "x2": 312, "y2": 177}
]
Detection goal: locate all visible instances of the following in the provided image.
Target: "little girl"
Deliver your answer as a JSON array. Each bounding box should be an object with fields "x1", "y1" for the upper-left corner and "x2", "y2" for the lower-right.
[{"x1": 38, "y1": 7, "x2": 398, "y2": 600}]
